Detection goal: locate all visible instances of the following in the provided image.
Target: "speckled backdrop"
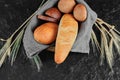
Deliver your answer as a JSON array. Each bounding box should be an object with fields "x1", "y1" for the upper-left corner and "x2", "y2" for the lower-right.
[{"x1": 0, "y1": 0, "x2": 120, "y2": 80}]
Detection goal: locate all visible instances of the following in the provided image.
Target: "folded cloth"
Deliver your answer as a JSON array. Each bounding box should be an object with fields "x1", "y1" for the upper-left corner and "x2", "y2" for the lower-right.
[{"x1": 23, "y1": 0, "x2": 97, "y2": 58}]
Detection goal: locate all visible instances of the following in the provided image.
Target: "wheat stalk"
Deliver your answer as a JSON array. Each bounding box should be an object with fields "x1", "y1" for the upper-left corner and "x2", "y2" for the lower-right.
[
  {"x1": 91, "y1": 18, "x2": 120, "y2": 71},
  {"x1": 0, "y1": 0, "x2": 46, "y2": 70}
]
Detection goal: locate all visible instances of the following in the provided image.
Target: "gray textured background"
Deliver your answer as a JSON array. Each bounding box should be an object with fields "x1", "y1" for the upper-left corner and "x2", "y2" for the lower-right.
[{"x1": 0, "y1": 0, "x2": 120, "y2": 80}]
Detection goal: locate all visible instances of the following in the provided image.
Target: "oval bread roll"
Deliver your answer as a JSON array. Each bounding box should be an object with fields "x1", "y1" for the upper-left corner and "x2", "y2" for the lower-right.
[
  {"x1": 55, "y1": 14, "x2": 78, "y2": 64},
  {"x1": 73, "y1": 4, "x2": 87, "y2": 22},
  {"x1": 34, "y1": 22, "x2": 58, "y2": 44}
]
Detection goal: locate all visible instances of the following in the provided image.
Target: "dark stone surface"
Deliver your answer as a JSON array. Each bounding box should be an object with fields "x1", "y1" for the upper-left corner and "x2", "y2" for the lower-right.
[{"x1": 0, "y1": 0, "x2": 120, "y2": 80}]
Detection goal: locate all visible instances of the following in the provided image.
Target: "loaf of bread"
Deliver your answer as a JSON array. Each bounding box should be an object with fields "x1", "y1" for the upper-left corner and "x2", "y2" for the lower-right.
[{"x1": 55, "y1": 14, "x2": 78, "y2": 64}]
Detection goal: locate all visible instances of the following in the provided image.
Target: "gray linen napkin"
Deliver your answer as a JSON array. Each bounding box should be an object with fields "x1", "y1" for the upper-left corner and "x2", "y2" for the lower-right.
[{"x1": 23, "y1": 0, "x2": 97, "y2": 58}]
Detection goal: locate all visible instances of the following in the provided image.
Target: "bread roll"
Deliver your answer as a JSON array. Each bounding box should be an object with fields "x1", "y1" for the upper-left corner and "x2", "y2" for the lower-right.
[
  {"x1": 73, "y1": 4, "x2": 87, "y2": 22},
  {"x1": 58, "y1": 0, "x2": 76, "y2": 13},
  {"x1": 34, "y1": 22, "x2": 58, "y2": 44}
]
